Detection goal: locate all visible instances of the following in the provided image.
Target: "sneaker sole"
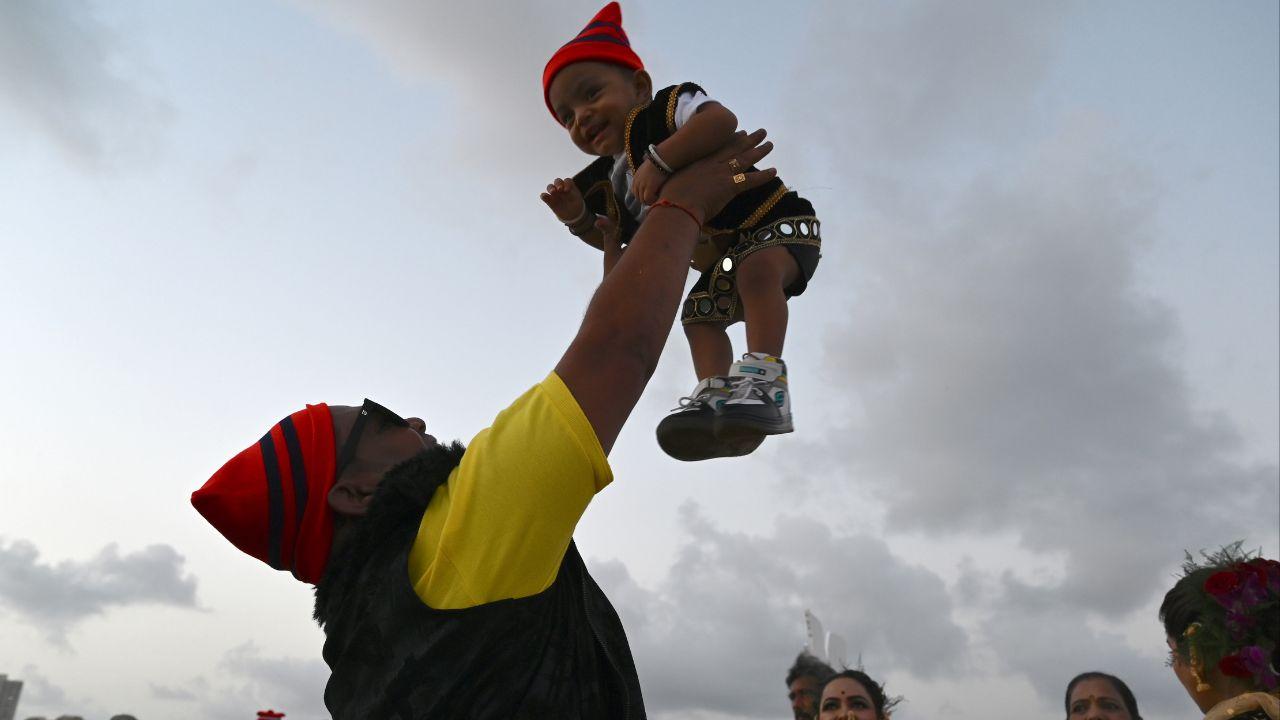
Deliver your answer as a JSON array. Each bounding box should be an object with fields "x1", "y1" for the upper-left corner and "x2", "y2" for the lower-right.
[
  {"x1": 716, "y1": 413, "x2": 794, "y2": 442},
  {"x1": 657, "y1": 413, "x2": 759, "y2": 462}
]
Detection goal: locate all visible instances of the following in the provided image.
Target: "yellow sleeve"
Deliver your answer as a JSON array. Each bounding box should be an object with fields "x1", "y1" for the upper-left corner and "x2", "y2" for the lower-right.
[{"x1": 406, "y1": 371, "x2": 613, "y2": 609}]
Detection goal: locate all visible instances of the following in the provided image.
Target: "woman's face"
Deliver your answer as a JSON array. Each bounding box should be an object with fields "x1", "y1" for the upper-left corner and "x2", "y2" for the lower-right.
[
  {"x1": 1066, "y1": 677, "x2": 1132, "y2": 719},
  {"x1": 819, "y1": 677, "x2": 879, "y2": 720}
]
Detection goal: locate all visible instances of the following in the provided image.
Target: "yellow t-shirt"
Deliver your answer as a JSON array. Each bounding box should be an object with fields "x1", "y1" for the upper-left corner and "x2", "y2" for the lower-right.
[{"x1": 406, "y1": 372, "x2": 613, "y2": 609}]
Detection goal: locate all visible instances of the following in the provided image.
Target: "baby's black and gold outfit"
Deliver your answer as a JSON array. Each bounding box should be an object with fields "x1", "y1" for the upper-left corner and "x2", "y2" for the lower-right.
[{"x1": 571, "y1": 82, "x2": 821, "y2": 325}]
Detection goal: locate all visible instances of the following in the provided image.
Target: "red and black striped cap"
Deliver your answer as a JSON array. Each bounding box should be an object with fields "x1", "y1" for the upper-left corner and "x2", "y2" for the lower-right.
[
  {"x1": 543, "y1": 2, "x2": 644, "y2": 120},
  {"x1": 192, "y1": 404, "x2": 337, "y2": 585}
]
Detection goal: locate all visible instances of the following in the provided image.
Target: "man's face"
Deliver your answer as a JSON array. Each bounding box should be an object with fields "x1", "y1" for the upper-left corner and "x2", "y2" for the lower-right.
[
  {"x1": 327, "y1": 403, "x2": 436, "y2": 516},
  {"x1": 789, "y1": 676, "x2": 822, "y2": 720},
  {"x1": 547, "y1": 61, "x2": 650, "y2": 157}
]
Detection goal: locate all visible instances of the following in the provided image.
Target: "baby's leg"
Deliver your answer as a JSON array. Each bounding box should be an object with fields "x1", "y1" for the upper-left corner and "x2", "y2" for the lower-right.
[
  {"x1": 657, "y1": 320, "x2": 742, "y2": 462},
  {"x1": 684, "y1": 321, "x2": 732, "y2": 380},
  {"x1": 715, "y1": 246, "x2": 802, "y2": 444},
  {"x1": 736, "y1": 246, "x2": 801, "y2": 356}
]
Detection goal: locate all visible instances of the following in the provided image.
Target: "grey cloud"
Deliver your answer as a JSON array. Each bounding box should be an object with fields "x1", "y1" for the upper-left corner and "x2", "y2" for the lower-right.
[
  {"x1": 148, "y1": 683, "x2": 197, "y2": 701},
  {"x1": 195, "y1": 642, "x2": 328, "y2": 720},
  {"x1": 784, "y1": 0, "x2": 1278, "y2": 623},
  {"x1": 774, "y1": 1, "x2": 1279, "y2": 713},
  {"x1": 807, "y1": 115, "x2": 1279, "y2": 617},
  {"x1": 0, "y1": 539, "x2": 199, "y2": 645},
  {"x1": 134, "y1": 647, "x2": 325, "y2": 719},
  {"x1": 591, "y1": 503, "x2": 966, "y2": 719},
  {"x1": 976, "y1": 570, "x2": 1192, "y2": 718},
  {"x1": 10, "y1": 664, "x2": 69, "y2": 719},
  {"x1": 0, "y1": 1, "x2": 169, "y2": 167},
  {"x1": 798, "y1": 0, "x2": 1067, "y2": 168}
]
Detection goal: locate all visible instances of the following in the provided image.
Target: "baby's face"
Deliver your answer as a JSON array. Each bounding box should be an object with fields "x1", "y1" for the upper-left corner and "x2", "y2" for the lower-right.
[{"x1": 548, "y1": 61, "x2": 650, "y2": 157}]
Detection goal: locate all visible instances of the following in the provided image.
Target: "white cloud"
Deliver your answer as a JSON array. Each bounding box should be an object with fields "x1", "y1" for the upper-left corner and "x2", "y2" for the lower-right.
[{"x1": 296, "y1": 0, "x2": 579, "y2": 170}]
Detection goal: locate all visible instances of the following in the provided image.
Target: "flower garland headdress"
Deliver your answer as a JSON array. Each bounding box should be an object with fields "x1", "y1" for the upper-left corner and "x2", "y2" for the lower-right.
[{"x1": 1171, "y1": 543, "x2": 1280, "y2": 691}]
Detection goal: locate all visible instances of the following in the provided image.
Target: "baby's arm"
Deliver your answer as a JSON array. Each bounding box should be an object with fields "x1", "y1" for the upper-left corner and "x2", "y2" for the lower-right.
[
  {"x1": 632, "y1": 102, "x2": 738, "y2": 205},
  {"x1": 540, "y1": 177, "x2": 604, "y2": 251},
  {"x1": 657, "y1": 102, "x2": 739, "y2": 168}
]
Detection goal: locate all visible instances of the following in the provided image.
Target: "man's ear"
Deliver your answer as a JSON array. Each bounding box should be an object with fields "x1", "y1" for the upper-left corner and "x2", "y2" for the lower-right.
[
  {"x1": 632, "y1": 69, "x2": 653, "y2": 101},
  {"x1": 328, "y1": 479, "x2": 372, "y2": 517}
]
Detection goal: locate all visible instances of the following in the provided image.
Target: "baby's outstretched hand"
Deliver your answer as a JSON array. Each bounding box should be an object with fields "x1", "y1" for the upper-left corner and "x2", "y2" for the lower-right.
[
  {"x1": 540, "y1": 178, "x2": 586, "y2": 223},
  {"x1": 631, "y1": 159, "x2": 668, "y2": 206}
]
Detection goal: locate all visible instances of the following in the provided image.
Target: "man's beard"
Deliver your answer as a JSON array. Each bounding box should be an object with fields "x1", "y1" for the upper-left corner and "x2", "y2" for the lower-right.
[
  {"x1": 314, "y1": 440, "x2": 466, "y2": 628},
  {"x1": 376, "y1": 441, "x2": 468, "y2": 501},
  {"x1": 793, "y1": 701, "x2": 820, "y2": 720}
]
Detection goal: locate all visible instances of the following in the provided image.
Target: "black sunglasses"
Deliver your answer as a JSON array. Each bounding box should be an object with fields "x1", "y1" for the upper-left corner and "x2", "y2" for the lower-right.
[{"x1": 335, "y1": 399, "x2": 409, "y2": 480}]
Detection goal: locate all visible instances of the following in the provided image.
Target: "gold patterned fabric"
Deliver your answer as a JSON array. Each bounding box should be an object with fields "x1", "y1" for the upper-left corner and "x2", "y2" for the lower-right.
[
  {"x1": 1204, "y1": 691, "x2": 1280, "y2": 720},
  {"x1": 682, "y1": 215, "x2": 822, "y2": 325}
]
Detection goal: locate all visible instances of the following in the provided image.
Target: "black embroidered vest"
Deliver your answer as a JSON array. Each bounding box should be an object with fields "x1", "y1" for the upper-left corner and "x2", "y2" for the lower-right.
[
  {"x1": 572, "y1": 82, "x2": 815, "y2": 250},
  {"x1": 314, "y1": 443, "x2": 646, "y2": 719}
]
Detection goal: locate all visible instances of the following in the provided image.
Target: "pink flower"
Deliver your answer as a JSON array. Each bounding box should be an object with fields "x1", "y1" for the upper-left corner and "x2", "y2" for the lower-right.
[{"x1": 1234, "y1": 645, "x2": 1280, "y2": 690}]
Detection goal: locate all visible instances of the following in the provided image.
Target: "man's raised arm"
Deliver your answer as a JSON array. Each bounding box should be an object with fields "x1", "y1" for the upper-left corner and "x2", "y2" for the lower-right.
[{"x1": 555, "y1": 130, "x2": 777, "y2": 454}]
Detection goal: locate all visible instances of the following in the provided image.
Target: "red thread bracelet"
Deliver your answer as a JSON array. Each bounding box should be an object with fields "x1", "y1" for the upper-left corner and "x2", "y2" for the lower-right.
[{"x1": 652, "y1": 199, "x2": 703, "y2": 228}]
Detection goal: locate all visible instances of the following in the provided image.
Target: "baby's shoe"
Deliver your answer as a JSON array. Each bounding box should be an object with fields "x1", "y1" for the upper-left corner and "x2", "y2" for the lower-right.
[
  {"x1": 716, "y1": 353, "x2": 793, "y2": 448},
  {"x1": 656, "y1": 377, "x2": 757, "y2": 461}
]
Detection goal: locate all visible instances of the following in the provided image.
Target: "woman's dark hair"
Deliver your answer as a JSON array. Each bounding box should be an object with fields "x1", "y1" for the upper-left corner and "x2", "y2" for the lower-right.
[
  {"x1": 1159, "y1": 565, "x2": 1216, "y2": 644},
  {"x1": 1158, "y1": 542, "x2": 1280, "y2": 688},
  {"x1": 1064, "y1": 672, "x2": 1142, "y2": 719},
  {"x1": 820, "y1": 669, "x2": 901, "y2": 719}
]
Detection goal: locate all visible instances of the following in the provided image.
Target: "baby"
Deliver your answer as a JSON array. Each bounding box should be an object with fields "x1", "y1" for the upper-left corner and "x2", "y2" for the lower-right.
[{"x1": 540, "y1": 2, "x2": 822, "y2": 462}]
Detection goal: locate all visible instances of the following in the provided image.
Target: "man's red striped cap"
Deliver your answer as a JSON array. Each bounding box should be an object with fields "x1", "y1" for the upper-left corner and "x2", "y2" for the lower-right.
[{"x1": 192, "y1": 404, "x2": 337, "y2": 585}]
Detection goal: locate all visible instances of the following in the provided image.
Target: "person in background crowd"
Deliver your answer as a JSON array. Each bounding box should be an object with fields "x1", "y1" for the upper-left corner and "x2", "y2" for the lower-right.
[
  {"x1": 786, "y1": 651, "x2": 835, "y2": 720},
  {"x1": 1064, "y1": 671, "x2": 1142, "y2": 719},
  {"x1": 1160, "y1": 543, "x2": 1280, "y2": 720},
  {"x1": 818, "y1": 669, "x2": 900, "y2": 720}
]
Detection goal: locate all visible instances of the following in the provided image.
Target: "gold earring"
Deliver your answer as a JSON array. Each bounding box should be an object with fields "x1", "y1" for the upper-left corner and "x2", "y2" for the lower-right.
[
  {"x1": 1190, "y1": 661, "x2": 1212, "y2": 693},
  {"x1": 1185, "y1": 623, "x2": 1212, "y2": 693}
]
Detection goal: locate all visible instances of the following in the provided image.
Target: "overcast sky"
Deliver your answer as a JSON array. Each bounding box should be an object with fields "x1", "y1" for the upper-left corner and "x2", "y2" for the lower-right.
[{"x1": 1, "y1": 1, "x2": 1277, "y2": 718}]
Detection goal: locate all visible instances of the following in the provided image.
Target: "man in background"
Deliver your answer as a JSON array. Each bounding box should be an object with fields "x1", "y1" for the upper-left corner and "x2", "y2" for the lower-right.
[{"x1": 786, "y1": 652, "x2": 835, "y2": 720}]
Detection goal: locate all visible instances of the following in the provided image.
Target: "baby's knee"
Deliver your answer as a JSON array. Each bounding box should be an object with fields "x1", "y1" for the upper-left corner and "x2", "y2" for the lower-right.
[
  {"x1": 737, "y1": 256, "x2": 782, "y2": 293},
  {"x1": 738, "y1": 247, "x2": 799, "y2": 294}
]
